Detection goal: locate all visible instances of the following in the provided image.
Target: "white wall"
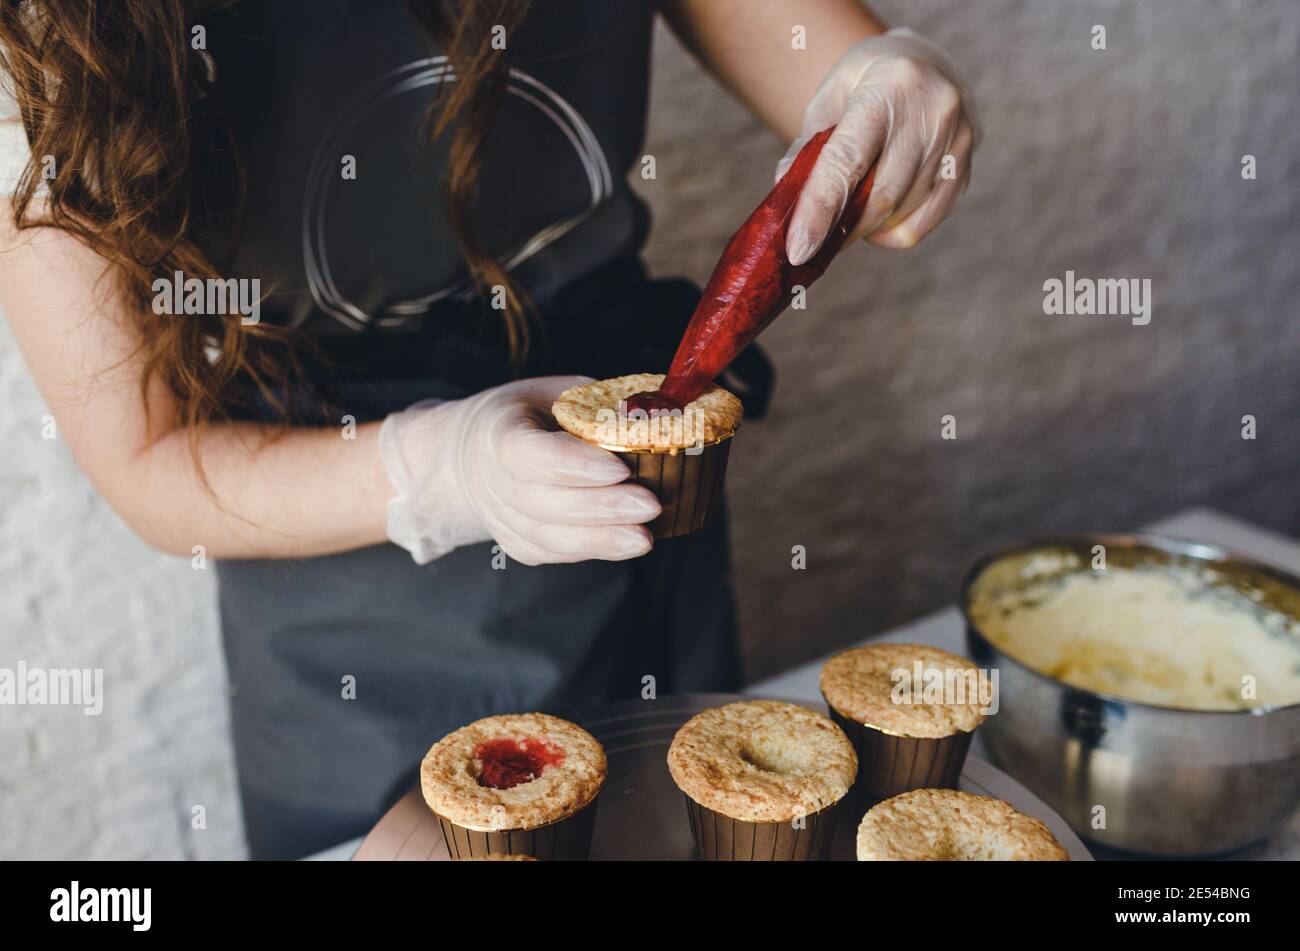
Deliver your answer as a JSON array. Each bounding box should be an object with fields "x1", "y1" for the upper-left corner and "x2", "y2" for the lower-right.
[{"x1": 0, "y1": 315, "x2": 241, "y2": 858}]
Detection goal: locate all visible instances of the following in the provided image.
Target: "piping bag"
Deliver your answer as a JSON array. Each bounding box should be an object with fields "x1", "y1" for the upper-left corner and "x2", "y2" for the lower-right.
[{"x1": 627, "y1": 126, "x2": 876, "y2": 414}]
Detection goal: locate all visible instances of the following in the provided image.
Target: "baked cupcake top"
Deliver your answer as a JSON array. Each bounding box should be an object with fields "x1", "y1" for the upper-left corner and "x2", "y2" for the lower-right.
[
  {"x1": 421, "y1": 713, "x2": 606, "y2": 832},
  {"x1": 856, "y1": 788, "x2": 1069, "y2": 861},
  {"x1": 666, "y1": 700, "x2": 857, "y2": 823},
  {"x1": 820, "y1": 643, "x2": 989, "y2": 738},
  {"x1": 552, "y1": 373, "x2": 742, "y2": 451}
]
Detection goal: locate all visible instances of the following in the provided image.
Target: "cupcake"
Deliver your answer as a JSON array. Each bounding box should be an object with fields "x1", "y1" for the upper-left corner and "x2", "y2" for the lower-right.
[
  {"x1": 820, "y1": 644, "x2": 989, "y2": 800},
  {"x1": 856, "y1": 789, "x2": 1069, "y2": 861},
  {"x1": 421, "y1": 713, "x2": 606, "y2": 861},
  {"x1": 552, "y1": 373, "x2": 741, "y2": 539},
  {"x1": 666, "y1": 700, "x2": 857, "y2": 860}
]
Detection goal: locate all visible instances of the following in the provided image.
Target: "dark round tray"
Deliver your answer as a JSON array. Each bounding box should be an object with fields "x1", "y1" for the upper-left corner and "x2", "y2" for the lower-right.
[{"x1": 353, "y1": 693, "x2": 1093, "y2": 861}]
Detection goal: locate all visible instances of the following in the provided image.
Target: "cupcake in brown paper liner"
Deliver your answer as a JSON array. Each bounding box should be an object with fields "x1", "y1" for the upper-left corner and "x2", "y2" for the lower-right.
[
  {"x1": 820, "y1": 644, "x2": 990, "y2": 801},
  {"x1": 552, "y1": 374, "x2": 741, "y2": 540},
  {"x1": 856, "y1": 789, "x2": 1068, "y2": 861},
  {"x1": 420, "y1": 713, "x2": 606, "y2": 861},
  {"x1": 666, "y1": 700, "x2": 857, "y2": 860}
]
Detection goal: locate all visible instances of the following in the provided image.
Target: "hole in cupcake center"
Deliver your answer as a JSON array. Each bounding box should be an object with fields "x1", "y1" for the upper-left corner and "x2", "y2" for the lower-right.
[
  {"x1": 624, "y1": 390, "x2": 683, "y2": 414},
  {"x1": 739, "y1": 748, "x2": 779, "y2": 773},
  {"x1": 738, "y1": 740, "x2": 808, "y2": 775},
  {"x1": 474, "y1": 737, "x2": 565, "y2": 790}
]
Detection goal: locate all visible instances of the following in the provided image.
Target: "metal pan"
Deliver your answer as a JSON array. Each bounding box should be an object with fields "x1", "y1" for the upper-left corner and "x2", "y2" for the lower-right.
[{"x1": 962, "y1": 533, "x2": 1300, "y2": 856}]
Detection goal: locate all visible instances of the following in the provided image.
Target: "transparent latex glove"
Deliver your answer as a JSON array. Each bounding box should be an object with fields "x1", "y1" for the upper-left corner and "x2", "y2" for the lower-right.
[
  {"x1": 378, "y1": 377, "x2": 660, "y2": 566},
  {"x1": 777, "y1": 27, "x2": 978, "y2": 258}
]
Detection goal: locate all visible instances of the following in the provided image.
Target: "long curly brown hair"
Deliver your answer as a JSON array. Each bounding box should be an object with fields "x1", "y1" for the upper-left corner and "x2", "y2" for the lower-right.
[{"x1": 0, "y1": 0, "x2": 534, "y2": 465}]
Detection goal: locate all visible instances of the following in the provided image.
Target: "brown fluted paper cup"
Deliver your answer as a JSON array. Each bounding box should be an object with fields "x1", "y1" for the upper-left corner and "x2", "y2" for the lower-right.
[
  {"x1": 681, "y1": 794, "x2": 841, "y2": 861},
  {"x1": 551, "y1": 374, "x2": 742, "y2": 541},
  {"x1": 609, "y1": 435, "x2": 733, "y2": 540},
  {"x1": 435, "y1": 797, "x2": 599, "y2": 861},
  {"x1": 827, "y1": 707, "x2": 974, "y2": 801}
]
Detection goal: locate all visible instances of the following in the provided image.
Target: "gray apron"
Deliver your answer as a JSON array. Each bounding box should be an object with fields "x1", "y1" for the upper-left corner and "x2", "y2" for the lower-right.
[{"x1": 218, "y1": 260, "x2": 757, "y2": 858}]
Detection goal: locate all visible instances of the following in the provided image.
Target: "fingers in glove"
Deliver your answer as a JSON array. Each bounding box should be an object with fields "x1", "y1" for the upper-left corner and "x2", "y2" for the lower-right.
[
  {"x1": 484, "y1": 376, "x2": 595, "y2": 439},
  {"x1": 495, "y1": 521, "x2": 654, "y2": 566},
  {"x1": 505, "y1": 480, "x2": 661, "y2": 526},
  {"x1": 786, "y1": 101, "x2": 886, "y2": 265},
  {"x1": 505, "y1": 429, "x2": 631, "y2": 486},
  {"x1": 867, "y1": 121, "x2": 972, "y2": 249},
  {"x1": 853, "y1": 70, "x2": 959, "y2": 237},
  {"x1": 869, "y1": 94, "x2": 962, "y2": 237}
]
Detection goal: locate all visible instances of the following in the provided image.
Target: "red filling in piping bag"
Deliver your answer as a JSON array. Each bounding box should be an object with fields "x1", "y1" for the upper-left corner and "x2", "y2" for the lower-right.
[{"x1": 627, "y1": 126, "x2": 875, "y2": 413}]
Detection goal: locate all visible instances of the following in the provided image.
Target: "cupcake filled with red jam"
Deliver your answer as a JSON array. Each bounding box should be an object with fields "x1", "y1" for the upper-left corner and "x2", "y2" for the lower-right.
[
  {"x1": 552, "y1": 374, "x2": 741, "y2": 539},
  {"x1": 420, "y1": 713, "x2": 606, "y2": 860}
]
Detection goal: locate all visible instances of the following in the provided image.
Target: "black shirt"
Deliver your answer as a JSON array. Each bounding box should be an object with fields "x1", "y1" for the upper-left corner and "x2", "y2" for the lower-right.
[{"x1": 203, "y1": 0, "x2": 658, "y2": 371}]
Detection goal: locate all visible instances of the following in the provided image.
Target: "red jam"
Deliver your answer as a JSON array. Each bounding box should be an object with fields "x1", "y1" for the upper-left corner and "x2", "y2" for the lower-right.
[
  {"x1": 474, "y1": 737, "x2": 565, "y2": 790},
  {"x1": 624, "y1": 390, "x2": 685, "y2": 415}
]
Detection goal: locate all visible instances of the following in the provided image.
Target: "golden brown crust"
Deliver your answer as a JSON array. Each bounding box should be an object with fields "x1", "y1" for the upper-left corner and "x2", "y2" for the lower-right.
[
  {"x1": 666, "y1": 700, "x2": 857, "y2": 823},
  {"x1": 420, "y1": 714, "x2": 606, "y2": 832},
  {"x1": 820, "y1": 643, "x2": 989, "y2": 739},
  {"x1": 856, "y1": 788, "x2": 1070, "y2": 861},
  {"x1": 552, "y1": 374, "x2": 742, "y2": 451}
]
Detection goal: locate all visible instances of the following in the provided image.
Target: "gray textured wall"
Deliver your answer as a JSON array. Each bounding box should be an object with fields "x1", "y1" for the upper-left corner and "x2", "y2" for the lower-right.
[
  {"x1": 0, "y1": 0, "x2": 1296, "y2": 858},
  {"x1": 632, "y1": 0, "x2": 1300, "y2": 677}
]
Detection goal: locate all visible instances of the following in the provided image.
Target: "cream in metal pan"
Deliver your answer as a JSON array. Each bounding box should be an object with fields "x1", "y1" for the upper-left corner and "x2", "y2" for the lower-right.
[{"x1": 970, "y1": 564, "x2": 1300, "y2": 711}]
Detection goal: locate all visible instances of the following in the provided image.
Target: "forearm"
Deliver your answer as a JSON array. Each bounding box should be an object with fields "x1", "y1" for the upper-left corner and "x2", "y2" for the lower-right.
[
  {"x1": 662, "y1": 0, "x2": 886, "y2": 142},
  {"x1": 118, "y1": 419, "x2": 391, "y2": 560},
  {"x1": 0, "y1": 215, "x2": 395, "y2": 561}
]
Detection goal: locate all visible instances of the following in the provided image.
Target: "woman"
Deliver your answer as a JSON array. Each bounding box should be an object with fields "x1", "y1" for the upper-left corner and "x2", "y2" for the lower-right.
[{"x1": 0, "y1": 0, "x2": 975, "y2": 858}]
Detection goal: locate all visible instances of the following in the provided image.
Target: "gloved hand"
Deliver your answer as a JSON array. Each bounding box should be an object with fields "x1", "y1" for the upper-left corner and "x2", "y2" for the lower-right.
[
  {"x1": 378, "y1": 377, "x2": 660, "y2": 566},
  {"x1": 777, "y1": 27, "x2": 978, "y2": 259}
]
